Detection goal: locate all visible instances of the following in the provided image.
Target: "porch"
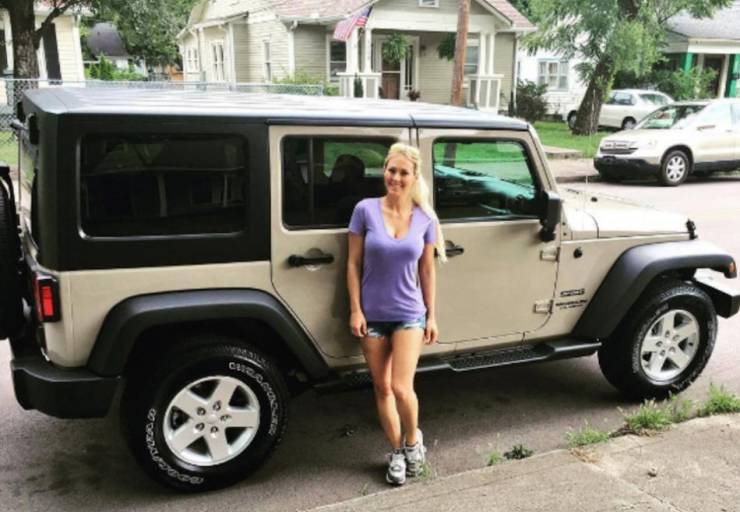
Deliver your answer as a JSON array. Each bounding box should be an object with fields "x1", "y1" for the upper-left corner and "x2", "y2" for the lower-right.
[
  {"x1": 665, "y1": 52, "x2": 740, "y2": 98},
  {"x1": 335, "y1": 28, "x2": 505, "y2": 111}
]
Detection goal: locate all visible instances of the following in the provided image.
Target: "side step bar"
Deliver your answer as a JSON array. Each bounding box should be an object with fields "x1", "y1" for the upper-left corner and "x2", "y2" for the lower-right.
[{"x1": 316, "y1": 338, "x2": 601, "y2": 393}]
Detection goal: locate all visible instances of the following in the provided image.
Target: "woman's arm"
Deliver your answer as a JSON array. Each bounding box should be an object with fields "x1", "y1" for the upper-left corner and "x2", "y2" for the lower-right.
[
  {"x1": 419, "y1": 243, "x2": 438, "y2": 344},
  {"x1": 347, "y1": 232, "x2": 367, "y2": 337}
]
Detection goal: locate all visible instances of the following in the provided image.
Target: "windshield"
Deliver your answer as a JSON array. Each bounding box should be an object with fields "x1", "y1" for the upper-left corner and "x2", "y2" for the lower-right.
[
  {"x1": 639, "y1": 93, "x2": 670, "y2": 106},
  {"x1": 636, "y1": 104, "x2": 705, "y2": 129}
]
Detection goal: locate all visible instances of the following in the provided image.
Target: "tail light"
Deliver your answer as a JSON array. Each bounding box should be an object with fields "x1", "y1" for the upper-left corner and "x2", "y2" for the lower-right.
[{"x1": 33, "y1": 274, "x2": 60, "y2": 322}]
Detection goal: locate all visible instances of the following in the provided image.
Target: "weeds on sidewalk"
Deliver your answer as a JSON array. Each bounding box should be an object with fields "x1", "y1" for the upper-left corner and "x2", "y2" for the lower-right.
[
  {"x1": 665, "y1": 394, "x2": 694, "y2": 423},
  {"x1": 504, "y1": 444, "x2": 533, "y2": 460},
  {"x1": 487, "y1": 451, "x2": 503, "y2": 466},
  {"x1": 699, "y1": 384, "x2": 740, "y2": 416},
  {"x1": 622, "y1": 400, "x2": 672, "y2": 434},
  {"x1": 565, "y1": 424, "x2": 611, "y2": 448}
]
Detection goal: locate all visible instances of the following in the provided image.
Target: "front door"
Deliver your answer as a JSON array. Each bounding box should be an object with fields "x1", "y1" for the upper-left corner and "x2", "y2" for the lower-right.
[
  {"x1": 376, "y1": 37, "x2": 418, "y2": 100},
  {"x1": 418, "y1": 128, "x2": 560, "y2": 350},
  {"x1": 704, "y1": 55, "x2": 724, "y2": 97},
  {"x1": 271, "y1": 125, "x2": 450, "y2": 360},
  {"x1": 692, "y1": 102, "x2": 736, "y2": 166}
]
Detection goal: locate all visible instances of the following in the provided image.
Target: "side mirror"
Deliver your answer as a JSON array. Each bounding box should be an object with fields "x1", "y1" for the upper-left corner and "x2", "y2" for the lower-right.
[{"x1": 538, "y1": 190, "x2": 562, "y2": 242}]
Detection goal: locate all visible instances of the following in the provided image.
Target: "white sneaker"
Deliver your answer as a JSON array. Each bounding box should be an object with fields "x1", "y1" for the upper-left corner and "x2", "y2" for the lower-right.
[
  {"x1": 385, "y1": 449, "x2": 407, "y2": 485},
  {"x1": 404, "y1": 429, "x2": 427, "y2": 477}
]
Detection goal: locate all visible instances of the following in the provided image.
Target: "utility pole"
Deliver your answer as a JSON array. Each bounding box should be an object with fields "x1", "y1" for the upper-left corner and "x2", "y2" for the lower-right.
[{"x1": 450, "y1": 0, "x2": 470, "y2": 106}]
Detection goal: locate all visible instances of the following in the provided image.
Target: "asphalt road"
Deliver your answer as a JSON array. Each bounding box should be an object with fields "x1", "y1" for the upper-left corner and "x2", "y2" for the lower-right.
[{"x1": 2, "y1": 175, "x2": 740, "y2": 512}]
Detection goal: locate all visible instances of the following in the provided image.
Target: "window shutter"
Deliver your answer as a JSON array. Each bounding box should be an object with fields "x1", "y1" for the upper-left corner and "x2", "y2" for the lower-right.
[{"x1": 42, "y1": 23, "x2": 62, "y2": 80}]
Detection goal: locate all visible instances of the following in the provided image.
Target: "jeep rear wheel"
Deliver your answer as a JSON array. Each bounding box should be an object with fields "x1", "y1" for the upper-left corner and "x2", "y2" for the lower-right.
[
  {"x1": 0, "y1": 179, "x2": 23, "y2": 339},
  {"x1": 598, "y1": 279, "x2": 716, "y2": 400},
  {"x1": 122, "y1": 335, "x2": 288, "y2": 492}
]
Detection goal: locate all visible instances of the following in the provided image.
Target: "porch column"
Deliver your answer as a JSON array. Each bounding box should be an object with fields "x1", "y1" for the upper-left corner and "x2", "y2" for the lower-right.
[
  {"x1": 682, "y1": 52, "x2": 694, "y2": 72},
  {"x1": 362, "y1": 28, "x2": 372, "y2": 73},
  {"x1": 338, "y1": 29, "x2": 360, "y2": 97},
  {"x1": 726, "y1": 54, "x2": 739, "y2": 98},
  {"x1": 358, "y1": 28, "x2": 381, "y2": 99},
  {"x1": 487, "y1": 33, "x2": 496, "y2": 75}
]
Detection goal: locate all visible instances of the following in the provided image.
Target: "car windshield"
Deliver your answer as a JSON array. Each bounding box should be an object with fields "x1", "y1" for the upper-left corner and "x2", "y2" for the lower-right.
[
  {"x1": 636, "y1": 104, "x2": 706, "y2": 129},
  {"x1": 639, "y1": 93, "x2": 670, "y2": 106}
]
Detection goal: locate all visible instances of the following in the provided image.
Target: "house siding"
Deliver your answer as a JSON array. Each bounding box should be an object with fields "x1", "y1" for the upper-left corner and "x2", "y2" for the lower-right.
[
  {"x1": 51, "y1": 15, "x2": 83, "y2": 81},
  {"x1": 243, "y1": 19, "x2": 289, "y2": 81},
  {"x1": 232, "y1": 23, "x2": 250, "y2": 81},
  {"x1": 374, "y1": 0, "x2": 490, "y2": 16},
  {"x1": 418, "y1": 32, "x2": 454, "y2": 104},
  {"x1": 494, "y1": 33, "x2": 514, "y2": 109},
  {"x1": 294, "y1": 25, "x2": 327, "y2": 81}
]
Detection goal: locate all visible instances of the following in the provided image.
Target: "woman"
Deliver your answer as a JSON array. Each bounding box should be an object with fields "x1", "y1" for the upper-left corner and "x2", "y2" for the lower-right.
[{"x1": 346, "y1": 142, "x2": 446, "y2": 485}]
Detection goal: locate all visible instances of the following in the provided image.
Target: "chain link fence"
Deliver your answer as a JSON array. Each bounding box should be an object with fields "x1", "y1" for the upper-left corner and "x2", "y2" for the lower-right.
[{"x1": 0, "y1": 78, "x2": 325, "y2": 167}]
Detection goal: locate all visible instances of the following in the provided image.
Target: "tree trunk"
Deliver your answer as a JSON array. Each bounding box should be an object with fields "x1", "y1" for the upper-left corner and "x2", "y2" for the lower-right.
[
  {"x1": 450, "y1": 0, "x2": 470, "y2": 107},
  {"x1": 572, "y1": 57, "x2": 614, "y2": 135},
  {"x1": 7, "y1": 1, "x2": 40, "y2": 79}
]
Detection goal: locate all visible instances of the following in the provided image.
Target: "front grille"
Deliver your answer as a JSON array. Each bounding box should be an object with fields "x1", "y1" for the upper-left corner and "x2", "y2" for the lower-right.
[{"x1": 601, "y1": 147, "x2": 636, "y2": 155}]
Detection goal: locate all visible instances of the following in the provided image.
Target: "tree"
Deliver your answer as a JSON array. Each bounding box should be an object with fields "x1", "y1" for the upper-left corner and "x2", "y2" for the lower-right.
[
  {"x1": 450, "y1": 0, "x2": 470, "y2": 107},
  {"x1": 527, "y1": 0, "x2": 731, "y2": 135},
  {"x1": 0, "y1": 0, "x2": 90, "y2": 78},
  {"x1": 92, "y1": 0, "x2": 198, "y2": 67}
]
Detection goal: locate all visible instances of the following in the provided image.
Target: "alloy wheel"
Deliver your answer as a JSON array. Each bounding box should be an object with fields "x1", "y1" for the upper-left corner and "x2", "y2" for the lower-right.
[{"x1": 640, "y1": 309, "x2": 700, "y2": 382}]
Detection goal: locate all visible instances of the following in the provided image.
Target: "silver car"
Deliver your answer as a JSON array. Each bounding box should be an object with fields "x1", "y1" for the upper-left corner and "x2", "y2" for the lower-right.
[
  {"x1": 594, "y1": 99, "x2": 740, "y2": 186},
  {"x1": 568, "y1": 89, "x2": 673, "y2": 131}
]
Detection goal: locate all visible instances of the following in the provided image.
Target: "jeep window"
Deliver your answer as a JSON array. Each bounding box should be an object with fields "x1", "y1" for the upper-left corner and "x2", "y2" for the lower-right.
[
  {"x1": 432, "y1": 140, "x2": 538, "y2": 221},
  {"x1": 282, "y1": 137, "x2": 394, "y2": 229},
  {"x1": 80, "y1": 134, "x2": 247, "y2": 237}
]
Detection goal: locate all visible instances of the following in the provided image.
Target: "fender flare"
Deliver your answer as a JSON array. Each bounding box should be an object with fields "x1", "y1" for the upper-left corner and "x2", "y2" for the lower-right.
[
  {"x1": 573, "y1": 240, "x2": 736, "y2": 340},
  {"x1": 87, "y1": 289, "x2": 330, "y2": 380}
]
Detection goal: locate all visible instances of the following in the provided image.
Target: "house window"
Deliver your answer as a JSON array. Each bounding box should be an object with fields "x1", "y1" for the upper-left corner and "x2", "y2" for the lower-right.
[
  {"x1": 538, "y1": 59, "x2": 568, "y2": 90},
  {"x1": 419, "y1": 0, "x2": 440, "y2": 7},
  {"x1": 329, "y1": 40, "x2": 346, "y2": 84},
  {"x1": 211, "y1": 41, "x2": 225, "y2": 81},
  {"x1": 188, "y1": 48, "x2": 200, "y2": 73},
  {"x1": 264, "y1": 41, "x2": 272, "y2": 82},
  {"x1": 464, "y1": 43, "x2": 479, "y2": 76}
]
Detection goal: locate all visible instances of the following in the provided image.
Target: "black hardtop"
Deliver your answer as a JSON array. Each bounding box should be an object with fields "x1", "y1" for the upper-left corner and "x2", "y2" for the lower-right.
[{"x1": 23, "y1": 87, "x2": 529, "y2": 131}]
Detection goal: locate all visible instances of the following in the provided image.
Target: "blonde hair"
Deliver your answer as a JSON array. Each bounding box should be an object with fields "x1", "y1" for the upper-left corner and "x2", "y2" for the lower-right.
[{"x1": 384, "y1": 142, "x2": 447, "y2": 264}]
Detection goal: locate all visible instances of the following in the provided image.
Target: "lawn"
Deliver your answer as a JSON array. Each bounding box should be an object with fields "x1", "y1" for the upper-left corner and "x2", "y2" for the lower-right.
[
  {"x1": 533, "y1": 121, "x2": 610, "y2": 159},
  {"x1": 0, "y1": 132, "x2": 18, "y2": 167}
]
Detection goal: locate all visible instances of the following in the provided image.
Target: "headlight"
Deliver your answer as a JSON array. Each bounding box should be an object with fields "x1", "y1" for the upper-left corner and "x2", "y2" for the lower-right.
[{"x1": 628, "y1": 140, "x2": 657, "y2": 150}]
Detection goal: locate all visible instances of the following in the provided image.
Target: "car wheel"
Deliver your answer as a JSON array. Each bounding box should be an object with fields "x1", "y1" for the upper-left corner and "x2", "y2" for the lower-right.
[
  {"x1": 0, "y1": 180, "x2": 23, "y2": 339},
  {"x1": 598, "y1": 278, "x2": 716, "y2": 400},
  {"x1": 621, "y1": 117, "x2": 636, "y2": 130},
  {"x1": 567, "y1": 111, "x2": 578, "y2": 130},
  {"x1": 122, "y1": 335, "x2": 289, "y2": 492},
  {"x1": 659, "y1": 150, "x2": 690, "y2": 187}
]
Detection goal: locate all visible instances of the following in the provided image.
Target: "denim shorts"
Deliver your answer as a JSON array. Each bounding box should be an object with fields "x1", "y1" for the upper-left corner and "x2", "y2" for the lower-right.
[{"x1": 366, "y1": 315, "x2": 427, "y2": 339}]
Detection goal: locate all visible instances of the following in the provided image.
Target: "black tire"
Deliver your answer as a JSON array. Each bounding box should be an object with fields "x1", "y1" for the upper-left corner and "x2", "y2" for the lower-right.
[
  {"x1": 567, "y1": 111, "x2": 577, "y2": 130},
  {"x1": 621, "y1": 117, "x2": 636, "y2": 130},
  {"x1": 122, "y1": 335, "x2": 289, "y2": 492},
  {"x1": 598, "y1": 278, "x2": 716, "y2": 401},
  {"x1": 0, "y1": 180, "x2": 23, "y2": 339},
  {"x1": 597, "y1": 169, "x2": 623, "y2": 183},
  {"x1": 659, "y1": 150, "x2": 690, "y2": 187}
]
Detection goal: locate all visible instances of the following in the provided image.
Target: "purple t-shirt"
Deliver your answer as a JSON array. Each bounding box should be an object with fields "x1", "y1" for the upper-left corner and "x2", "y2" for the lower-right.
[{"x1": 348, "y1": 197, "x2": 437, "y2": 322}]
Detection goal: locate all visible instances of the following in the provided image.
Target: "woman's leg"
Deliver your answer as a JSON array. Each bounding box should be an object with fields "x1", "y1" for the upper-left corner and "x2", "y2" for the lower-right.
[
  {"x1": 390, "y1": 327, "x2": 425, "y2": 445},
  {"x1": 361, "y1": 336, "x2": 403, "y2": 449}
]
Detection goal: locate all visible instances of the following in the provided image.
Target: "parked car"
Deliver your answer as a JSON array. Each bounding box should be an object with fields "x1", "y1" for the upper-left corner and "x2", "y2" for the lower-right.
[
  {"x1": 594, "y1": 99, "x2": 740, "y2": 186},
  {"x1": 2, "y1": 88, "x2": 739, "y2": 492},
  {"x1": 567, "y1": 89, "x2": 673, "y2": 131}
]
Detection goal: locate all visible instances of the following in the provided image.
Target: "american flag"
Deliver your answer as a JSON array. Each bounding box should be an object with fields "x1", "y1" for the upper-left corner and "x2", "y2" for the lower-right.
[{"x1": 332, "y1": 6, "x2": 373, "y2": 42}]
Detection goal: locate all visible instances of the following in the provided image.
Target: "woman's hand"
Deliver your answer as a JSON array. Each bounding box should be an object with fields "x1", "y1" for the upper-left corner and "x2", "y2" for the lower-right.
[
  {"x1": 350, "y1": 311, "x2": 367, "y2": 338},
  {"x1": 424, "y1": 317, "x2": 438, "y2": 345}
]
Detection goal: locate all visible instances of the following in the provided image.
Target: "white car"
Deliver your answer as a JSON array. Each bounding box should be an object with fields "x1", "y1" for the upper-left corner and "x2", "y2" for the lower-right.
[
  {"x1": 594, "y1": 99, "x2": 740, "y2": 186},
  {"x1": 567, "y1": 89, "x2": 673, "y2": 131}
]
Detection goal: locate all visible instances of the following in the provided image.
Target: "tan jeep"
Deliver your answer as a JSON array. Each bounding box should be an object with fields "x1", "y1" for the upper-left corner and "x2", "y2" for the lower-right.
[{"x1": 1, "y1": 88, "x2": 738, "y2": 491}]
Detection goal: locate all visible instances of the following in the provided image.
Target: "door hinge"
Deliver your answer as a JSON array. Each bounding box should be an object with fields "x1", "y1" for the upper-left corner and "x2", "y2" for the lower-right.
[
  {"x1": 533, "y1": 299, "x2": 554, "y2": 314},
  {"x1": 540, "y1": 246, "x2": 560, "y2": 262}
]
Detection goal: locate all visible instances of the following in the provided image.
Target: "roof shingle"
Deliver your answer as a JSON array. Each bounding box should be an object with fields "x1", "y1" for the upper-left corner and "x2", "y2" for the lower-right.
[{"x1": 669, "y1": 0, "x2": 740, "y2": 41}]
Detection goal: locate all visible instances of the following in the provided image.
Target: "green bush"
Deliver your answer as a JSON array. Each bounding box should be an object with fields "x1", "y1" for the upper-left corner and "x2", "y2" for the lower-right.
[
  {"x1": 652, "y1": 68, "x2": 717, "y2": 100},
  {"x1": 566, "y1": 424, "x2": 611, "y2": 448},
  {"x1": 623, "y1": 400, "x2": 672, "y2": 433},
  {"x1": 86, "y1": 56, "x2": 147, "y2": 81},
  {"x1": 514, "y1": 80, "x2": 548, "y2": 123}
]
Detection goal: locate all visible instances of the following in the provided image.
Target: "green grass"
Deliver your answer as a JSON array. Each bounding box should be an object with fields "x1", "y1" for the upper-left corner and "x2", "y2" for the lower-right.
[
  {"x1": 623, "y1": 400, "x2": 673, "y2": 433},
  {"x1": 533, "y1": 121, "x2": 610, "y2": 159},
  {"x1": 487, "y1": 451, "x2": 504, "y2": 466},
  {"x1": 665, "y1": 394, "x2": 694, "y2": 423},
  {"x1": 699, "y1": 384, "x2": 740, "y2": 417},
  {"x1": 565, "y1": 424, "x2": 612, "y2": 448},
  {"x1": 0, "y1": 132, "x2": 18, "y2": 168}
]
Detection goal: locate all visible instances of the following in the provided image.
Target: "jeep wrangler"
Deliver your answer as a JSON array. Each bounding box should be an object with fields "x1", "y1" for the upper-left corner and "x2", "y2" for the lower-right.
[{"x1": 1, "y1": 88, "x2": 738, "y2": 491}]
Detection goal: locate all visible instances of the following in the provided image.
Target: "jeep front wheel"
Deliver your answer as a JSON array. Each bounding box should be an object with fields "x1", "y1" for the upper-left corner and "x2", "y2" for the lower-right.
[
  {"x1": 598, "y1": 279, "x2": 716, "y2": 400},
  {"x1": 122, "y1": 336, "x2": 288, "y2": 491}
]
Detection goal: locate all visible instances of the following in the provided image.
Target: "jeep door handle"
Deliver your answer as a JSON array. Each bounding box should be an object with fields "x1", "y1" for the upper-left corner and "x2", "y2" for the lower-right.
[
  {"x1": 444, "y1": 244, "x2": 465, "y2": 257},
  {"x1": 288, "y1": 253, "x2": 335, "y2": 267}
]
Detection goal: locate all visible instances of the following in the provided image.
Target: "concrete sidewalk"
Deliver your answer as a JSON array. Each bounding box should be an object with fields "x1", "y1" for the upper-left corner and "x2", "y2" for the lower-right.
[
  {"x1": 307, "y1": 414, "x2": 740, "y2": 512},
  {"x1": 548, "y1": 157, "x2": 600, "y2": 184}
]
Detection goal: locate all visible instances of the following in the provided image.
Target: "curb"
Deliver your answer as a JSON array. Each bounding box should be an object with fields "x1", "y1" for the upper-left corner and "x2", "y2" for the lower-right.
[{"x1": 554, "y1": 174, "x2": 600, "y2": 184}]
